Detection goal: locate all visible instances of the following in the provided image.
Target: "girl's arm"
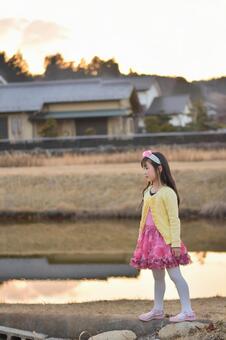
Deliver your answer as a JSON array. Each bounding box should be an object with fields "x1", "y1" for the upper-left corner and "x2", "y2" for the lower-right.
[{"x1": 163, "y1": 189, "x2": 181, "y2": 248}]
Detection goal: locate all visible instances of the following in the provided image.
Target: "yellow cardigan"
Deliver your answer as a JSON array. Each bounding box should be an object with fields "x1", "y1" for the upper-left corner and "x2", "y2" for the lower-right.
[{"x1": 139, "y1": 185, "x2": 181, "y2": 248}]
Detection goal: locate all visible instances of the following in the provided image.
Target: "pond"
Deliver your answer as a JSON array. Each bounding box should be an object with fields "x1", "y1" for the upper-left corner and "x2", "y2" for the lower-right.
[{"x1": 0, "y1": 218, "x2": 225, "y2": 303}]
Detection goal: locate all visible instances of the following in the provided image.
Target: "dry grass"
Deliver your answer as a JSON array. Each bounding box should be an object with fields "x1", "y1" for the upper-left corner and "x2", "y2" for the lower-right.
[
  {"x1": 0, "y1": 153, "x2": 46, "y2": 167},
  {"x1": 200, "y1": 202, "x2": 226, "y2": 219},
  {"x1": 1, "y1": 145, "x2": 226, "y2": 167},
  {"x1": 0, "y1": 162, "x2": 225, "y2": 214},
  {"x1": 0, "y1": 219, "x2": 137, "y2": 256},
  {"x1": 0, "y1": 218, "x2": 225, "y2": 257}
]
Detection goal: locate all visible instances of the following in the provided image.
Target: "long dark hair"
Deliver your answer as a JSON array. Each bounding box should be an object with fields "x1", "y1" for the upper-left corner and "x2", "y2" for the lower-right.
[{"x1": 139, "y1": 151, "x2": 180, "y2": 210}]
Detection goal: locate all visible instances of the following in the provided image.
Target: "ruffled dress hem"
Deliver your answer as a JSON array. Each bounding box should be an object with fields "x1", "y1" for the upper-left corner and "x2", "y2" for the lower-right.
[{"x1": 130, "y1": 253, "x2": 192, "y2": 270}]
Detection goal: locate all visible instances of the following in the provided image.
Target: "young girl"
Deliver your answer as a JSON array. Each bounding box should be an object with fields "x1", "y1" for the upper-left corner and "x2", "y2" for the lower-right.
[{"x1": 130, "y1": 149, "x2": 196, "y2": 323}]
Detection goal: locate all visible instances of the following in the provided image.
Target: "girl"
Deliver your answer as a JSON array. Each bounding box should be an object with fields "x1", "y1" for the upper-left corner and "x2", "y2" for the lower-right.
[{"x1": 130, "y1": 149, "x2": 196, "y2": 323}]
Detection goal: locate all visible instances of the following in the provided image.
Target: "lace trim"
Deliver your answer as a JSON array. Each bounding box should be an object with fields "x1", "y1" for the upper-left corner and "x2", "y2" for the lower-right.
[{"x1": 130, "y1": 254, "x2": 192, "y2": 269}]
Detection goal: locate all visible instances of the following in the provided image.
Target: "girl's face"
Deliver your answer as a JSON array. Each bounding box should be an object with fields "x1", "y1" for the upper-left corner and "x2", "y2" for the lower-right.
[{"x1": 143, "y1": 161, "x2": 157, "y2": 182}]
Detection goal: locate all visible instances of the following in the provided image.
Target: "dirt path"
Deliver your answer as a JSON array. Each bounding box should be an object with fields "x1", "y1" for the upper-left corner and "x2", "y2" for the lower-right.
[{"x1": 0, "y1": 297, "x2": 225, "y2": 321}]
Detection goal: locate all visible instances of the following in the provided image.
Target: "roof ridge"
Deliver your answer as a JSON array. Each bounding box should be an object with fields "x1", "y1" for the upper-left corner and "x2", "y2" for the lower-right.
[
  {"x1": 0, "y1": 77, "x2": 102, "y2": 88},
  {"x1": 160, "y1": 94, "x2": 190, "y2": 99}
]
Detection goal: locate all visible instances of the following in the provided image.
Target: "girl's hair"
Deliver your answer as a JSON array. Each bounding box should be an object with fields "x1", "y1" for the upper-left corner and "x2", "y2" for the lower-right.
[{"x1": 139, "y1": 151, "x2": 180, "y2": 210}]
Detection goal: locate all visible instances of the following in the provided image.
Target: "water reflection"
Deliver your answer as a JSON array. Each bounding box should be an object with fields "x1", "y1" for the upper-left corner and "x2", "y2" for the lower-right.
[
  {"x1": 0, "y1": 252, "x2": 225, "y2": 303},
  {"x1": 0, "y1": 258, "x2": 136, "y2": 280}
]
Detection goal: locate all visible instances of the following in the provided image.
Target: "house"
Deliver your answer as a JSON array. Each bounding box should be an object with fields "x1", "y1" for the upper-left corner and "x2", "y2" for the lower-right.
[
  {"x1": 0, "y1": 78, "x2": 141, "y2": 140},
  {"x1": 145, "y1": 94, "x2": 193, "y2": 127},
  {"x1": 121, "y1": 76, "x2": 161, "y2": 109},
  {"x1": 105, "y1": 76, "x2": 161, "y2": 132}
]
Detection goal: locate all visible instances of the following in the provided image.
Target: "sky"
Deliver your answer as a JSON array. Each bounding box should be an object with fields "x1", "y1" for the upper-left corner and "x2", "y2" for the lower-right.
[{"x1": 0, "y1": 0, "x2": 226, "y2": 81}]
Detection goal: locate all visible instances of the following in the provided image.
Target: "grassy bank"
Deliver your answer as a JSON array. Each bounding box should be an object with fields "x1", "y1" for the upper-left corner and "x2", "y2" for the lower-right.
[
  {"x1": 0, "y1": 218, "x2": 225, "y2": 257},
  {"x1": 0, "y1": 161, "x2": 225, "y2": 217},
  {"x1": 1, "y1": 145, "x2": 226, "y2": 167}
]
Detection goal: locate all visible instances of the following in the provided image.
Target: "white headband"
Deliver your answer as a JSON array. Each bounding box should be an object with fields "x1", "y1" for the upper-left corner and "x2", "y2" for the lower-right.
[{"x1": 142, "y1": 150, "x2": 161, "y2": 165}]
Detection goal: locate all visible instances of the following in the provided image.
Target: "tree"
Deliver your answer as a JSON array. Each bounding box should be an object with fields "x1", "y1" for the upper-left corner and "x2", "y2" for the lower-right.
[
  {"x1": 128, "y1": 68, "x2": 139, "y2": 76},
  {"x1": 0, "y1": 52, "x2": 9, "y2": 80},
  {"x1": 44, "y1": 53, "x2": 75, "y2": 80},
  {"x1": 99, "y1": 58, "x2": 120, "y2": 78},
  {"x1": 75, "y1": 58, "x2": 88, "y2": 77},
  {"x1": 188, "y1": 100, "x2": 213, "y2": 131},
  {"x1": 86, "y1": 56, "x2": 102, "y2": 76},
  {"x1": 0, "y1": 51, "x2": 31, "y2": 82},
  {"x1": 86, "y1": 56, "x2": 120, "y2": 78},
  {"x1": 145, "y1": 114, "x2": 175, "y2": 132},
  {"x1": 38, "y1": 118, "x2": 59, "y2": 137},
  {"x1": 173, "y1": 77, "x2": 190, "y2": 94}
]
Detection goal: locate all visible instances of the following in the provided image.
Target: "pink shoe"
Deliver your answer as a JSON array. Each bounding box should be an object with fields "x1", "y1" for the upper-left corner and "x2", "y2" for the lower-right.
[
  {"x1": 139, "y1": 309, "x2": 165, "y2": 322},
  {"x1": 169, "y1": 310, "x2": 196, "y2": 323}
]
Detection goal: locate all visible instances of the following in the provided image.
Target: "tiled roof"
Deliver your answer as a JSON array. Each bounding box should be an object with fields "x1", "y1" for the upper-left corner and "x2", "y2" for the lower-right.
[
  {"x1": 146, "y1": 94, "x2": 190, "y2": 115},
  {"x1": 0, "y1": 78, "x2": 135, "y2": 113}
]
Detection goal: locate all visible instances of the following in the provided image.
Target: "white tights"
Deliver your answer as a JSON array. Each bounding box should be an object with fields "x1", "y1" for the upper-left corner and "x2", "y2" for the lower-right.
[{"x1": 151, "y1": 266, "x2": 193, "y2": 313}]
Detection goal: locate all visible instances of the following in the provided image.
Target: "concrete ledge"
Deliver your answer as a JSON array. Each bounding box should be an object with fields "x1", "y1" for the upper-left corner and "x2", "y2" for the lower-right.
[
  {"x1": 0, "y1": 313, "x2": 211, "y2": 339},
  {"x1": 0, "y1": 325, "x2": 48, "y2": 340}
]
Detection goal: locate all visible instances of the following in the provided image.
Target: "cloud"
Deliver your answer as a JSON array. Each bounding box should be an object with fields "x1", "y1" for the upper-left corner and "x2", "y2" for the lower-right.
[
  {"x1": 0, "y1": 18, "x2": 28, "y2": 36},
  {"x1": 0, "y1": 17, "x2": 68, "y2": 48},
  {"x1": 20, "y1": 20, "x2": 69, "y2": 47}
]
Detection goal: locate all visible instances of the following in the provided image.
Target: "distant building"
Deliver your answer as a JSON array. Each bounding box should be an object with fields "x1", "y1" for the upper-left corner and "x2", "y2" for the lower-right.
[
  {"x1": 145, "y1": 94, "x2": 192, "y2": 127},
  {"x1": 121, "y1": 76, "x2": 161, "y2": 108},
  {"x1": 201, "y1": 87, "x2": 226, "y2": 122},
  {"x1": 0, "y1": 78, "x2": 141, "y2": 140},
  {"x1": 204, "y1": 101, "x2": 218, "y2": 118},
  {"x1": 116, "y1": 76, "x2": 161, "y2": 132}
]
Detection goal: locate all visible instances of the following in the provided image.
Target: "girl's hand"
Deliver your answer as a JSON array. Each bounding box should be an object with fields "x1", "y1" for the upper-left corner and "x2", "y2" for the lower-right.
[{"x1": 171, "y1": 247, "x2": 181, "y2": 257}]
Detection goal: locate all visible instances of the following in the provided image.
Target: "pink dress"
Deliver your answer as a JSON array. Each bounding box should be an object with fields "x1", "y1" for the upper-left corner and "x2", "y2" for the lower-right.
[{"x1": 130, "y1": 207, "x2": 192, "y2": 269}]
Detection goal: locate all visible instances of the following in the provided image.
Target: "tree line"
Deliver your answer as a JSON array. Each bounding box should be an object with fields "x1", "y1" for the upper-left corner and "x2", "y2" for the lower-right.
[
  {"x1": 0, "y1": 51, "x2": 126, "y2": 82},
  {"x1": 1, "y1": 50, "x2": 226, "y2": 102}
]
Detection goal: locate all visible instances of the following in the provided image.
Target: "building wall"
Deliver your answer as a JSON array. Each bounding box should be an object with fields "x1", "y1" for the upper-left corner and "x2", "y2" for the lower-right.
[
  {"x1": 34, "y1": 115, "x2": 134, "y2": 137},
  {"x1": 138, "y1": 85, "x2": 159, "y2": 109},
  {"x1": 119, "y1": 99, "x2": 131, "y2": 110},
  {"x1": 137, "y1": 85, "x2": 160, "y2": 133},
  {"x1": 44, "y1": 101, "x2": 122, "y2": 112},
  {"x1": 41, "y1": 100, "x2": 134, "y2": 137},
  {"x1": 108, "y1": 117, "x2": 123, "y2": 136},
  {"x1": 169, "y1": 105, "x2": 192, "y2": 127},
  {"x1": 108, "y1": 116, "x2": 134, "y2": 136},
  {"x1": 2, "y1": 98, "x2": 135, "y2": 139},
  {"x1": 0, "y1": 112, "x2": 33, "y2": 140}
]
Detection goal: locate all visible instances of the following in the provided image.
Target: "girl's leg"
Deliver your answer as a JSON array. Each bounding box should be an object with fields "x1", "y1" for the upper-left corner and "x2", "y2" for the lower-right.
[
  {"x1": 138, "y1": 268, "x2": 165, "y2": 321},
  {"x1": 166, "y1": 266, "x2": 193, "y2": 313},
  {"x1": 151, "y1": 268, "x2": 166, "y2": 311}
]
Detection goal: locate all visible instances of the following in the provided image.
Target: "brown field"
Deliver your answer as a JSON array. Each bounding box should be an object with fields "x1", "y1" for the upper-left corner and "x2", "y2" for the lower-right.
[
  {"x1": 1, "y1": 145, "x2": 226, "y2": 167},
  {"x1": 0, "y1": 161, "x2": 225, "y2": 214},
  {"x1": 0, "y1": 218, "x2": 225, "y2": 257}
]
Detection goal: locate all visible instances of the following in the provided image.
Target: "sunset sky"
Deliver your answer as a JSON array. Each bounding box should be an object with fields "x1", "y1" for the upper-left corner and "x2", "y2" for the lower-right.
[{"x1": 0, "y1": 0, "x2": 226, "y2": 81}]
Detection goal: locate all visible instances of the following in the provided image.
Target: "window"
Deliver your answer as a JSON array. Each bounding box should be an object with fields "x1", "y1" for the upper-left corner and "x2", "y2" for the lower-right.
[
  {"x1": 0, "y1": 116, "x2": 8, "y2": 139},
  {"x1": 11, "y1": 116, "x2": 22, "y2": 138}
]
